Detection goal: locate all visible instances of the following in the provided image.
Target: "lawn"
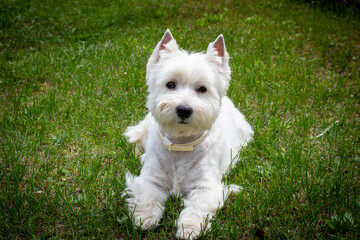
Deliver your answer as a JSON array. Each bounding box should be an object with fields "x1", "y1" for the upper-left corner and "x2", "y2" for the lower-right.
[{"x1": 1, "y1": 0, "x2": 359, "y2": 239}]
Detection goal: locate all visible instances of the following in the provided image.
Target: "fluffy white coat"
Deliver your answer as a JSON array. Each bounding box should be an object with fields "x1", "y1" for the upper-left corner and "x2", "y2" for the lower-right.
[{"x1": 123, "y1": 29, "x2": 253, "y2": 239}]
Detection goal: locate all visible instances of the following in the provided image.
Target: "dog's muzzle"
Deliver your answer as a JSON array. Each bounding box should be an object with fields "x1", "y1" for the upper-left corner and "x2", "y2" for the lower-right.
[{"x1": 176, "y1": 105, "x2": 193, "y2": 120}]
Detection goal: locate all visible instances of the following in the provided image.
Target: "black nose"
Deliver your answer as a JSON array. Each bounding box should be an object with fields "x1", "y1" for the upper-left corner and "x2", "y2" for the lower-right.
[{"x1": 176, "y1": 105, "x2": 193, "y2": 120}]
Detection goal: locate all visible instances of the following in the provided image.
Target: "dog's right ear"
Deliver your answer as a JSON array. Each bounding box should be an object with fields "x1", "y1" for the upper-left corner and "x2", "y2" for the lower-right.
[
  {"x1": 159, "y1": 29, "x2": 175, "y2": 51},
  {"x1": 146, "y1": 30, "x2": 178, "y2": 83},
  {"x1": 148, "y1": 29, "x2": 178, "y2": 65}
]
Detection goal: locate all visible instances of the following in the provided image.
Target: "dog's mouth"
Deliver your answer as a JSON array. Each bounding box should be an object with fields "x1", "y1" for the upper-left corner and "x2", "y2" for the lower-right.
[{"x1": 178, "y1": 120, "x2": 188, "y2": 124}]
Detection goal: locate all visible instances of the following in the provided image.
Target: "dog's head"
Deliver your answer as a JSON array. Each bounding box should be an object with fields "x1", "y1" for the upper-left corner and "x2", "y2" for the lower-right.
[{"x1": 146, "y1": 30, "x2": 231, "y2": 137}]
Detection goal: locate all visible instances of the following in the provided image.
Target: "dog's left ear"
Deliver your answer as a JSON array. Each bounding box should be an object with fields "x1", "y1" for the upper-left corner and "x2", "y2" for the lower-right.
[
  {"x1": 206, "y1": 34, "x2": 229, "y2": 66},
  {"x1": 206, "y1": 35, "x2": 231, "y2": 89}
]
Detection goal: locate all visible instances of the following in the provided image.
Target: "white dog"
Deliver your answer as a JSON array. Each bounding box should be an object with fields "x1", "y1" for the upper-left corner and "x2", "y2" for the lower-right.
[{"x1": 123, "y1": 29, "x2": 253, "y2": 239}]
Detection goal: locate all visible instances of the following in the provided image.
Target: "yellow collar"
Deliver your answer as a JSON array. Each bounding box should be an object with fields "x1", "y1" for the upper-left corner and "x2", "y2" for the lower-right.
[{"x1": 158, "y1": 128, "x2": 209, "y2": 152}]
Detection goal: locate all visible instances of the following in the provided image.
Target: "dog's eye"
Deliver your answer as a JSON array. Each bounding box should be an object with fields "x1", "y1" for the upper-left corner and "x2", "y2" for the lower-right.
[
  {"x1": 166, "y1": 82, "x2": 176, "y2": 89},
  {"x1": 197, "y1": 86, "x2": 207, "y2": 93}
]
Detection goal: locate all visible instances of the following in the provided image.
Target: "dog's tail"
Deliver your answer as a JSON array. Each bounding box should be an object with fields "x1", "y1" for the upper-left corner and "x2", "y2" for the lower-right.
[{"x1": 223, "y1": 184, "x2": 243, "y2": 202}]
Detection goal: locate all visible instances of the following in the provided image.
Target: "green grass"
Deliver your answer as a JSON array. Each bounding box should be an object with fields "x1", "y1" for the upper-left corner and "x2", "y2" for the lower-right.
[{"x1": 1, "y1": 0, "x2": 359, "y2": 239}]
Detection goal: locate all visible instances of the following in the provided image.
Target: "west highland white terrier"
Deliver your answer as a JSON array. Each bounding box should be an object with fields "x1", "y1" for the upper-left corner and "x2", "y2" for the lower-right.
[{"x1": 123, "y1": 29, "x2": 253, "y2": 239}]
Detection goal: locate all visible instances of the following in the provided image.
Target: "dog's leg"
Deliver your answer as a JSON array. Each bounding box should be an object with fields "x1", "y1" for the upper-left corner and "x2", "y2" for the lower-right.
[
  {"x1": 123, "y1": 113, "x2": 153, "y2": 152},
  {"x1": 123, "y1": 173, "x2": 168, "y2": 229},
  {"x1": 176, "y1": 183, "x2": 231, "y2": 239}
]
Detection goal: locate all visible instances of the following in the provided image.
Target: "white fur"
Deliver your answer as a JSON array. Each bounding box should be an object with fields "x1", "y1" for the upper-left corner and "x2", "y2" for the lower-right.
[{"x1": 123, "y1": 30, "x2": 253, "y2": 239}]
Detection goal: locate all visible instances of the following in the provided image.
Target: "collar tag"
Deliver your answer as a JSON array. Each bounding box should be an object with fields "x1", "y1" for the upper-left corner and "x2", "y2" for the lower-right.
[{"x1": 162, "y1": 136, "x2": 174, "y2": 152}]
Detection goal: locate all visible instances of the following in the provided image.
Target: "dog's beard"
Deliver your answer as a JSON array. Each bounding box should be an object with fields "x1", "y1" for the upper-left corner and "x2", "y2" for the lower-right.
[{"x1": 155, "y1": 101, "x2": 215, "y2": 138}]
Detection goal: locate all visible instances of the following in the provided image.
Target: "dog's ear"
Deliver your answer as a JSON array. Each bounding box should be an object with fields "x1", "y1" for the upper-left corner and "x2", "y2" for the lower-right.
[
  {"x1": 146, "y1": 29, "x2": 178, "y2": 81},
  {"x1": 206, "y1": 34, "x2": 231, "y2": 92},
  {"x1": 159, "y1": 29, "x2": 174, "y2": 51},
  {"x1": 212, "y1": 34, "x2": 225, "y2": 58},
  {"x1": 149, "y1": 29, "x2": 178, "y2": 63},
  {"x1": 206, "y1": 34, "x2": 229, "y2": 66}
]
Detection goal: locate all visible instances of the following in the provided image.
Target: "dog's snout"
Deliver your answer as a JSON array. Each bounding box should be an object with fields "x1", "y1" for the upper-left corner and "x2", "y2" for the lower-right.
[{"x1": 176, "y1": 105, "x2": 193, "y2": 120}]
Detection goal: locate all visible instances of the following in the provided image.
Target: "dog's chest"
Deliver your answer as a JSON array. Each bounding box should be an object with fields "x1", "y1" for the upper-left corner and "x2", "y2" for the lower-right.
[{"x1": 158, "y1": 148, "x2": 206, "y2": 195}]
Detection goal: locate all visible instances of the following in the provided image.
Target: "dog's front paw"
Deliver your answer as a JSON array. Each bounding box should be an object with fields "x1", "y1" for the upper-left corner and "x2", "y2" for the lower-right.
[
  {"x1": 133, "y1": 211, "x2": 161, "y2": 229},
  {"x1": 176, "y1": 225, "x2": 201, "y2": 240},
  {"x1": 124, "y1": 173, "x2": 167, "y2": 230},
  {"x1": 127, "y1": 197, "x2": 164, "y2": 230}
]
